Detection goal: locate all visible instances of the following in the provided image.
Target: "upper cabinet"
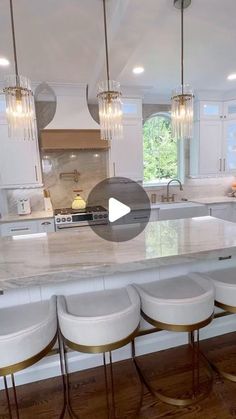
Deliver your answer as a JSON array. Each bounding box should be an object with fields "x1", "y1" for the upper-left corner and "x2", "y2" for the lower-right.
[
  {"x1": 0, "y1": 99, "x2": 42, "y2": 188},
  {"x1": 197, "y1": 101, "x2": 223, "y2": 121},
  {"x1": 190, "y1": 99, "x2": 236, "y2": 177},
  {"x1": 108, "y1": 97, "x2": 143, "y2": 182}
]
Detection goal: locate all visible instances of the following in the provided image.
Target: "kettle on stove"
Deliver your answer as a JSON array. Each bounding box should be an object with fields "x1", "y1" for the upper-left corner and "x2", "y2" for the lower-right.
[{"x1": 72, "y1": 190, "x2": 86, "y2": 210}]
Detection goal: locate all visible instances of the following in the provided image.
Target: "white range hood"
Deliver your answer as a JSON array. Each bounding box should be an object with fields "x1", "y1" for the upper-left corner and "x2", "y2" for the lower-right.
[{"x1": 45, "y1": 83, "x2": 99, "y2": 130}]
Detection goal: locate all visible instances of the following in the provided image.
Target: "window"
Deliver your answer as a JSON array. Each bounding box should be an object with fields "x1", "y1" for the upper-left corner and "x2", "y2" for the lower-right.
[{"x1": 143, "y1": 113, "x2": 178, "y2": 185}]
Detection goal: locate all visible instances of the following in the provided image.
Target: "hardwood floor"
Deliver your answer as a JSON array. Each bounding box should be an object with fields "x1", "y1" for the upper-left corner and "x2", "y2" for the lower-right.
[{"x1": 1, "y1": 332, "x2": 236, "y2": 418}]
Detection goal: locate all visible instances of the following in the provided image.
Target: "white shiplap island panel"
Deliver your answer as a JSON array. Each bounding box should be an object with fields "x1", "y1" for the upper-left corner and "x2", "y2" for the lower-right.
[{"x1": 1, "y1": 216, "x2": 236, "y2": 388}]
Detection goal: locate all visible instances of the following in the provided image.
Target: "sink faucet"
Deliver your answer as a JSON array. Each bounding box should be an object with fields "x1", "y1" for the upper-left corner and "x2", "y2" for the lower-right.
[{"x1": 163, "y1": 179, "x2": 183, "y2": 202}]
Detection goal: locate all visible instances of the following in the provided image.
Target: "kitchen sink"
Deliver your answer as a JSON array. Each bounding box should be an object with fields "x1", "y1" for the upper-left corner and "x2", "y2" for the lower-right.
[{"x1": 151, "y1": 201, "x2": 208, "y2": 220}]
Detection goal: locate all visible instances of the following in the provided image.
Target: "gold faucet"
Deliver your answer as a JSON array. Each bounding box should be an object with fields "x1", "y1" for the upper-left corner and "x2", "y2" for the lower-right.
[{"x1": 161, "y1": 179, "x2": 183, "y2": 202}]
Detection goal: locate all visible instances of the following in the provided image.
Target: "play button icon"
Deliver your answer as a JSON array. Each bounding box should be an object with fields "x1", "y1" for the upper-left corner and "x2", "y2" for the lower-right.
[
  {"x1": 87, "y1": 176, "x2": 151, "y2": 242},
  {"x1": 108, "y1": 198, "x2": 131, "y2": 222}
]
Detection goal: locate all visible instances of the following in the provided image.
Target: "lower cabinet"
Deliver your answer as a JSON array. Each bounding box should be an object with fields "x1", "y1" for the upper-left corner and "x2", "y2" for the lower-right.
[
  {"x1": 208, "y1": 203, "x2": 236, "y2": 222},
  {"x1": 0, "y1": 218, "x2": 55, "y2": 237}
]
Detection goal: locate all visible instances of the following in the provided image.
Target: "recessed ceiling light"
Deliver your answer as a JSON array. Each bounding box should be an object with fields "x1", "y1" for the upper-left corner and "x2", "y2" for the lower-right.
[
  {"x1": 0, "y1": 57, "x2": 10, "y2": 67},
  {"x1": 133, "y1": 66, "x2": 144, "y2": 75},
  {"x1": 227, "y1": 73, "x2": 236, "y2": 81}
]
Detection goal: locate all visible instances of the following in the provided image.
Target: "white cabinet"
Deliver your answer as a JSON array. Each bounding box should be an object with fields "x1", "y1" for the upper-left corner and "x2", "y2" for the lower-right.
[
  {"x1": 191, "y1": 100, "x2": 236, "y2": 176},
  {"x1": 197, "y1": 101, "x2": 223, "y2": 121},
  {"x1": 224, "y1": 101, "x2": 236, "y2": 120},
  {"x1": 0, "y1": 116, "x2": 42, "y2": 188},
  {"x1": 208, "y1": 203, "x2": 233, "y2": 222},
  {"x1": 109, "y1": 97, "x2": 143, "y2": 182},
  {"x1": 198, "y1": 121, "x2": 222, "y2": 175},
  {"x1": 0, "y1": 218, "x2": 55, "y2": 237}
]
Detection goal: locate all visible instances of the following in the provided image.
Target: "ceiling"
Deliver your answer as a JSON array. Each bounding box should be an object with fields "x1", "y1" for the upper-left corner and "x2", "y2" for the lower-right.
[{"x1": 0, "y1": 0, "x2": 236, "y2": 103}]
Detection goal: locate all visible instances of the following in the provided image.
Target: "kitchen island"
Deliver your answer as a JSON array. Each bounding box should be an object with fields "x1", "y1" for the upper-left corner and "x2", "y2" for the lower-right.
[
  {"x1": 1, "y1": 216, "x2": 236, "y2": 387},
  {"x1": 1, "y1": 216, "x2": 236, "y2": 290}
]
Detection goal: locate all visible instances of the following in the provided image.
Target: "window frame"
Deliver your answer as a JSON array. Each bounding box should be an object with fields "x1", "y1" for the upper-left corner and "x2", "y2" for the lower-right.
[{"x1": 142, "y1": 111, "x2": 184, "y2": 188}]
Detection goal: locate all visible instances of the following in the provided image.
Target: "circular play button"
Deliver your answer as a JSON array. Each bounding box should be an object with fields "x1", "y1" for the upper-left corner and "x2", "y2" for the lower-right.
[{"x1": 87, "y1": 177, "x2": 151, "y2": 242}]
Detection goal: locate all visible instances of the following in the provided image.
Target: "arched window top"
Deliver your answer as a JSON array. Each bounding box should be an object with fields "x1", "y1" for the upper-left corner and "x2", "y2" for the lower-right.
[{"x1": 143, "y1": 112, "x2": 178, "y2": 185}]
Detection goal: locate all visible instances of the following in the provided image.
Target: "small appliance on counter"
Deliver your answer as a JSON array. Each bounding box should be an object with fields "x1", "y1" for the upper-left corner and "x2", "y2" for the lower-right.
[
  {"x1": 72, "y1": 189, "x2": 86, "y2": 210},
  {"x1": 17, "y1": 198, "x2": 31, "y2": 215},
  {"x1": 228, "y1": 181, "x2": 236, "y2": 198},
  {"x1": 43, "y1": 189, "x2": 53, "y2": 212}
]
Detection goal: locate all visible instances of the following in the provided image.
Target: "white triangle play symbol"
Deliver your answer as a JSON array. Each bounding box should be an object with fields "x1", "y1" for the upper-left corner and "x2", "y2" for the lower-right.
[{"x1": 108, "y1": 197, "x2": 131, "y2": 223}]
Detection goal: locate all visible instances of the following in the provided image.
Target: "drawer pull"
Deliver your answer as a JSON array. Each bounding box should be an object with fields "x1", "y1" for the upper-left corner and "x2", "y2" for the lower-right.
[
  {"x1": 41, "y1": 222, "x2": 51, "y2": 226},
  {"x1": 10, "y1": 227, "x2": 30, "y2": 232},
  {"x1": 218, "y1": 255, "x2": 232, "y2": 261},
  {"x1": 133, "y1": 216, "x2": 149, "y2": 220}
]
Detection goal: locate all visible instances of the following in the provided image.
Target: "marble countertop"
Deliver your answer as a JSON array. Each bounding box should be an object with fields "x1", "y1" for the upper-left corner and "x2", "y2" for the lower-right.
[
  {"x1": 192, "y1": 196, "x2": 236, "y2": 205},
  {"x1": 1, "y1": 216, "x2": 236, "y2": 290},
  {"x1": 0, "y1": 210, "x2": 54, "y2": 223}
]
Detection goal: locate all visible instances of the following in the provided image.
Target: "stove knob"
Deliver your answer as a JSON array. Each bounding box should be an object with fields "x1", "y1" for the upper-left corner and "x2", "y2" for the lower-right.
[
  {"x1": 62, "y1": 217, "x2": 66, "y2": 222},
  {"x1": 67, "y1": 217, "x2": 72, "y2": 222},
  {"x1": 104, "y1": 214, "x2": 108, "y2": 218},
  {"x1": 56, "y1": 218, "x2": 61, "y2": 223},
  {"x1": 99, "y1": 214, "x2": 103, "y2": 219},
  {"x1": 94, "y1": 215, "x2": 98, "y2": 219}
]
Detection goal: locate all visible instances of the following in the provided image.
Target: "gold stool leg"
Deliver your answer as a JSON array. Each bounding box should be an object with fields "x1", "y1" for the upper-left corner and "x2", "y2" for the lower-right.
[
  {"x1": 11, "y1": 374, "x2": 20, "y2": 419},
  {"x1": 103, "y1": 352, "x2": 116, "y2": 419},
  {"x1": 58, "y1": 331, "x2": 80, "y2": 419},
  {"x1": 132, "y1": 330, "x2": 213, "y2": 407},
  {"x1": 3, "y1": 376, "x2": 13, "y2": 419}
]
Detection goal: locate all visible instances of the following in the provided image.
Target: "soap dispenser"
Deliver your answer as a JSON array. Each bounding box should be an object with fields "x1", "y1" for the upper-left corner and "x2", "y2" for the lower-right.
[{"x1": 72, "y1": 190, "x2": 86, "y2": 210}]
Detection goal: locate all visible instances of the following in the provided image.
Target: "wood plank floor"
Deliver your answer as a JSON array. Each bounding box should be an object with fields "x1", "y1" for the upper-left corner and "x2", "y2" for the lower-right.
[{"x1": 1, "y1": 332, "x2": 236, "y2": 418}]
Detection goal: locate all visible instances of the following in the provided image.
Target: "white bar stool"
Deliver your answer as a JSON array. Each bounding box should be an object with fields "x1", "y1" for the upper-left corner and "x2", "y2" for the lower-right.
[
  {"x1": 57, "y1": 286, "x2": 141, "y2": 419},
  {"x1": 133, "y1": 273, "x2": 215, "y2": 407},
  {"x1": 204, "y1": 267, "x2": 236, "y2": 381},
  {"x1": 0, "y1": 296, "x2": 57, "y2": 418}
]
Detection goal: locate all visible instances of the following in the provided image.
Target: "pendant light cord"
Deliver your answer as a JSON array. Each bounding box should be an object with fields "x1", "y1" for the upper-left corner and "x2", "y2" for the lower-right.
[
  {"x1": 9, "y1": 0, "x2": 19, "y2": 78},
  {"x1": 181, "y1": 0, "x2": 184, "y2": 94},
  {"x1": 102, "y1": 0, "x2": 110, "y2": 90}
]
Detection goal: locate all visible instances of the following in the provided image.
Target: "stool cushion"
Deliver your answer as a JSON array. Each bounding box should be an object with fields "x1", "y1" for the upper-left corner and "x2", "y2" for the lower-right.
[
  {"x1": 134, "y1": 273, "x2": 214, "y2": 326},
  {"x1": 0, "y1": 296, "x2": 57, "y2": 371},
  {"x1": 57, "y1": 286, "x2": 140, "y2": 347},
  {"x1": 204, "y1": 267, "x2": 236, "y2": 308}
]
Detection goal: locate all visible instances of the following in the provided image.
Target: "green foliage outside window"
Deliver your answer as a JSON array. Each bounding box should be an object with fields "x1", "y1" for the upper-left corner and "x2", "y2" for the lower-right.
[{"x1": 143, "y1": 114, "x2": 178, "y2": 183}]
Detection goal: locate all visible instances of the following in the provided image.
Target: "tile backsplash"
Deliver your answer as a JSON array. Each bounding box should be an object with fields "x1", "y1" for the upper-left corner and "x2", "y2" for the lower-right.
[{"x1": 42, "y1": 149, "x2": 108, "y2": 208}]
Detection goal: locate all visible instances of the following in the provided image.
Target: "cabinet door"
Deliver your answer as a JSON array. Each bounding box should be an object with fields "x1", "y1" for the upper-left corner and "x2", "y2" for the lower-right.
[
  {"x1": 209, "y1": 204, "x2": 233, "y2": 222},
  {"x1": 199, "y1": 101, "x2": 223, "y2": 121},
  {"x1": 109, "y1": 98, "x2": 143, "y2": 181},
  {"x1": 199, "y1": 121, "x2": 222, "y2": 175},
  {"x1": 223, "y1": 120, "x2": 236, "y2": 173},
  {"x1": 224, "y1": 101, "x2": 236, "y2": 120},
  {"x1": 110, "y1": 120, "x2": 143, "y2": 181},
  {"x1": 0, "y1": 124, "x2": 42, "y2": 187}
]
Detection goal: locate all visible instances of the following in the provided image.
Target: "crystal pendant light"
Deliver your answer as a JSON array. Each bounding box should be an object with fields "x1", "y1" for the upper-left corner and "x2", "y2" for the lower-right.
[
  {"x1": 97, "y1": 0, "x2": 123, "y2": 141},
  {"x1": 3, "y1": 0, "x2": 37, "y2": 140},
  {"x1": 171, "y1": 0, "x2": 194, "y2": 140}
]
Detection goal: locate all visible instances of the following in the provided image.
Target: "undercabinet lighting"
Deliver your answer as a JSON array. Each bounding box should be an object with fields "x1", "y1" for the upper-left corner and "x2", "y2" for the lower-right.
[
  {"x1": 0, "y1": 57, "x2": 10, "y2": 66},
  {"x1": 227, "y1": 73, "x2": 236, "y2": 81},
  {"x1": 132, "y1": 66, "x2": 144, "y2": 75},
  {"x1": 12, "y1": 233, "x2": 47, "y2": 240},
  {"x1": 93, "y1": 153, "x2": 99, "y2": 158},
  {"x1": 70, "y1": 153, "x2": 77, "y2": 159}
]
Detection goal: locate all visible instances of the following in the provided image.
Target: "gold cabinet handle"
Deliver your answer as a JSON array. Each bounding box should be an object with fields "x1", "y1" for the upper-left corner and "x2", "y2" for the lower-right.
[
  {"x1": 35, "y1": 165, "x2": 38, "y2": 181},
  {"x1": 113, "y1": 162, "x2": 116, "y2": 177},
  {"x1": 223, "y1": 158, "x2": 226, "y2": 171},
  {"x1": 219, "y1": 158, "x2": 222, "y2": 172}
]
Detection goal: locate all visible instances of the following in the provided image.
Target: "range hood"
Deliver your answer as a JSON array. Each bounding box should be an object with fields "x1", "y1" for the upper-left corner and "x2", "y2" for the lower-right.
[{"x1": 41, "y1": 83, "x2": 109, "y2": 150}]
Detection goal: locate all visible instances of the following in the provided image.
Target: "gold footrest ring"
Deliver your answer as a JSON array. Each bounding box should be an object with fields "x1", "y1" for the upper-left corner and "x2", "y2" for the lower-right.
[{"x1": 133, "y1": 353, "x2": 213, "y2": 407}]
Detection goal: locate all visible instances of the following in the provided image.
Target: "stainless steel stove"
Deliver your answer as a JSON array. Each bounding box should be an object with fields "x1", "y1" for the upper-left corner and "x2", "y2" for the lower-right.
[{"x1": 54, "y1": 206, "x2": 108, "y2": 231}]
